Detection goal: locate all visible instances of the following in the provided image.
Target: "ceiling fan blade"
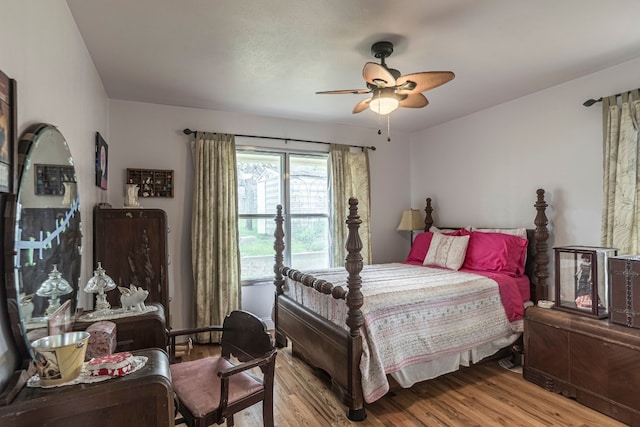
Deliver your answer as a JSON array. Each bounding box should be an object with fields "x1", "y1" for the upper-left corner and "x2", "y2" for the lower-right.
[
  {"x1": 363, "y1": 62, "x2": 396, "y2": 88},
  {"x1": 396, "y1": 71, "x2": 455, "y2": 95},
  {"x1": 352, "y1": 98, "x2": 371, "y2": 114},
  {"x1": 398, "y1": 93, "x2": 429, "y2": 108},
  {"x1": 316, "y1": 89, "x2": 371, "y2": 95}
]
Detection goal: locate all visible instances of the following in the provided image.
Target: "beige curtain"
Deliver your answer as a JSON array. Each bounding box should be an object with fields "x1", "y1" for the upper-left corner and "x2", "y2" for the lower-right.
[
  {"x1": 192, "y1": 132, "x2": 241, "y2": 342},
  {"x1": 601, "y1": 90, "x2": 640, "y2": 254},
  {"x1": 330, "y1": 144, "x2": 372, "y2": 266}
]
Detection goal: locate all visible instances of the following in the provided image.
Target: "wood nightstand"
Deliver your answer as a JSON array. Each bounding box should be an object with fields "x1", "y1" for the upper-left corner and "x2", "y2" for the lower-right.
[{"x1": 524, "y1": 306, "x2": 640, "y2": 426}]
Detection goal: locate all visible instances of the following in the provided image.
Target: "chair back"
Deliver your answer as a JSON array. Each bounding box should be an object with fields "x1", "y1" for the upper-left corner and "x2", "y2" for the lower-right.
[{"x1": 221, "y1": 310, "x2": 273, "y2": 362}]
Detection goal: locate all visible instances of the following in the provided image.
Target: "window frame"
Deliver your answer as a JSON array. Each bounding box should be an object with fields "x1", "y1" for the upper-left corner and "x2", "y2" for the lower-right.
[{"x1": 236, "y1": 146, "x2": 331, "y2": 286}]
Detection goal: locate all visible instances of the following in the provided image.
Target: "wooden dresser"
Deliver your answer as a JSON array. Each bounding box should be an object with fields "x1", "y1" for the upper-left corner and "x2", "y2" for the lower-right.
[
  {"x1": 93, "y1": 205, "x2": 170, "y2": 326},
  {"x1": 524, "y1": 306, "x2": 640, "y2": 426},
  {"x1": 0, "y1": 348, "x2": 174, "y2": 427}
]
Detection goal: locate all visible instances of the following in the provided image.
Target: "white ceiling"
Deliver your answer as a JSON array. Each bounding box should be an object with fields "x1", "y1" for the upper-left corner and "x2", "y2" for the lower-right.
[{"x1": 66, "y1": 0, "x2": 640, "y2": 134}]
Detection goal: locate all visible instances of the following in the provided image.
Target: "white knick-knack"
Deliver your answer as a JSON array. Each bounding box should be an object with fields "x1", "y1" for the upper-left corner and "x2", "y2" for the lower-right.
[
  {"x1": 124, "y1": 183, "x2": 141, "y2": 208},
  {"x1": 20, "y1": 293, "x2": 34, "y2": 323}
]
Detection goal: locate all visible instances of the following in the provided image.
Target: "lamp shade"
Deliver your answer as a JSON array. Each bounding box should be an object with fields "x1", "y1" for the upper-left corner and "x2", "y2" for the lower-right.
[
  {"x1": 84, "y1": 262, "x2": 117, "y2": 312},
  {"x1": 84, "y1": 262, "x2": 117, "y2": 294},
  {"x1": 37, "y1": 264, "x2": 73, "y2": 315},
  {"x1": 396, "y1": 209, "x2": 424, "y2": 231},
  {"x1": 37, "y1": 265, "x2": 73, "y2": 297},
  {"x1": 369, "y1": 88, "x2": 399, "y2": 115}
]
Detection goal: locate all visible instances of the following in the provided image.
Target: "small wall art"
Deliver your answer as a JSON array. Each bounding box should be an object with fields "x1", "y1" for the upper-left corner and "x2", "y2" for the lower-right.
[
  {"x1": 0, "y1": 69, "x2": 17, "y2": 194},
  {"x1": 95, "y1": 132, "x2": 108, "y2": 190}
]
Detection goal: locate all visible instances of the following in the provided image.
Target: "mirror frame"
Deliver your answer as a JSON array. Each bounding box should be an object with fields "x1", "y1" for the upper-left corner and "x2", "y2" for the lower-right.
[
  {"x1": 3, "y1": 123, "x2": 82, "y2": 362},
  {"x1": 3, "y1": 192, "x2": 29, "y2": 362}
]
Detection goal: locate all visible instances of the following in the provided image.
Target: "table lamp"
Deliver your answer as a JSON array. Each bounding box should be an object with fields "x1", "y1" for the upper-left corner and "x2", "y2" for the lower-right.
[
  {"x1": 84, "y1": 262, "x2": 117, "y2": 312},
  {"x1": 36, "y1": 264, "x2": 73, "y2": 316},
  {"x1": 397, "y1": 209, "x2": 424, "y2": 247}
]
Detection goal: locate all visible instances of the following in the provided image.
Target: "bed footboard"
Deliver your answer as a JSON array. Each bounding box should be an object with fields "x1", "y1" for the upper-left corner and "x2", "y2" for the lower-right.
[{"x1": 273, "y1": 200, "x2": 366, "y2": 421}]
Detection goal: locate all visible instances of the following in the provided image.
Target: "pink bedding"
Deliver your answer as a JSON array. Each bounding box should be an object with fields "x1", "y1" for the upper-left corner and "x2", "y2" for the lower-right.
[{"x1": 403, "y1": 261, "x2": 530, "y2": 322}]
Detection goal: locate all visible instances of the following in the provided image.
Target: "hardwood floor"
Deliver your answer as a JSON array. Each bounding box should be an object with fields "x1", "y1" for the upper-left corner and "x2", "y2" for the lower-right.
[{"x1": 177, "y1": 343, "x2": 626, "y2": 427}]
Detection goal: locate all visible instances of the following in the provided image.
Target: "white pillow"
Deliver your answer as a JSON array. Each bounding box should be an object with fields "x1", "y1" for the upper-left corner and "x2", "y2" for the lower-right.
[
  {"x1": 472, "y1": 227, "x2": 528, "y2": 240},
  {"x1": 430, "y1": 226, "x2": 471, "y2": 234},
  {"x1": 424, "y1": 233, "x2": 470, "y2": 270}
]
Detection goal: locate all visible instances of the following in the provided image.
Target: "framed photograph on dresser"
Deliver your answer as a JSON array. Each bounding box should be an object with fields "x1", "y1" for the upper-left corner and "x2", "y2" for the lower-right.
[
  {"x1": 48, "y1": 300, "x2": 72, "y2": 336},
  {"x1": 0, "y1": 69, "x2": 17, "y2": 194}
]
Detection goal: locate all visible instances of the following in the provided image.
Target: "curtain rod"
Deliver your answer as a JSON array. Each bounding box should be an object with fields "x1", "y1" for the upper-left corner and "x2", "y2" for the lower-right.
[
  {"x1": 182, "y1": 128, "x2": 376, "y2": 151},
  {"x1": 583, "y1": 88, "x2": 639, "y2": 107}
]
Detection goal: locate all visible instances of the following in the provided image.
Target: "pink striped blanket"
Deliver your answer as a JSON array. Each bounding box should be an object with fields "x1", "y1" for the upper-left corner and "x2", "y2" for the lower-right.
[{"x1": 284, "y1": 263, "x2": 525, "y2": 402}]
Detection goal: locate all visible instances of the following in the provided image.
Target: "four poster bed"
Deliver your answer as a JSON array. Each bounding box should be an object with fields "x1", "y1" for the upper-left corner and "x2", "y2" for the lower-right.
[{"x1": 272, "y1": 189, "x2": 550, "y2": 421}]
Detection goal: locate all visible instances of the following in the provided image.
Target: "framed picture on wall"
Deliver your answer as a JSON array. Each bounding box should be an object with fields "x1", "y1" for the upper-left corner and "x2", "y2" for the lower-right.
[
  {"x1": 95, "y1": 132, "x2": 108, "y2": 190},
  {"x1": 0, "y1": 69, "x2": 17, "y2": 194}
]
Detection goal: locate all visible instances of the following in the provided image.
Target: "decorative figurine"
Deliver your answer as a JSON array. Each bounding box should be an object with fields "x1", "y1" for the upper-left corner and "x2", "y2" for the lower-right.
[
  {"x1": 575, "y1": 253, "x2": 595, "y2": 308},
  {"x1": 20, "y1": 293, "x2": 35, "y2": 322},
  {"x1": 124, "y1": 183, "x2": 141, "y2": 208},
  {"x1": 118, "y1": 284, "x2": 149, "y2": 312}
]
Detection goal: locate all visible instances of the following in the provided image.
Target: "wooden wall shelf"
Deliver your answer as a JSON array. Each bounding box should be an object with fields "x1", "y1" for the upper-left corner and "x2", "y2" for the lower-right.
[
  {"x1": 126, "y1": 168, "x2": 173, "y2": 198},
  {"x1": 34, "y1": 164, "x2": 75, "y2": 195}
]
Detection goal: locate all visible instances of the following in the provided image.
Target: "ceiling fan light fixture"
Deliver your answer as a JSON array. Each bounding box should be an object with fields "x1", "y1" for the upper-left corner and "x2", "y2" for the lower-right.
[{"x1": 369, "y1": 88, "x2": 398, "y2": 115}]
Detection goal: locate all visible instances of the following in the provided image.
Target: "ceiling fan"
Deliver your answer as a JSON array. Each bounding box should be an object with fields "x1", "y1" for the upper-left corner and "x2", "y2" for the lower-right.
[{"x1": 316, "y1": 41, "x2": 455, "y2": 116}]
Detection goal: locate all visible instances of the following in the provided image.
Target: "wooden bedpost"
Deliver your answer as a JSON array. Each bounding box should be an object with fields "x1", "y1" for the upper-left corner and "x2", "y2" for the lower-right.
[
  {"x1": 345, "y1": 198, "x2": 364, "y2": 338},
  {"x1": 344, "y1": 197, "x2": 366, "y2": 421},
  {"x1": 273, "y1": 204, "x2": 287, "y2": 348},
  {"x1": 424, "y1": 197, "x2": 434, "y2": 231},
  {"x1": 534, "y1": 189, "x2": 550, "y2": 301}
]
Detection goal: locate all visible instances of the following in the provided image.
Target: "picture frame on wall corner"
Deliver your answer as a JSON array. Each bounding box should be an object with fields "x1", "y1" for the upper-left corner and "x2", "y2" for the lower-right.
[
  {"x1": 0, "y1": 69, "x2": 17, "y2": 194},
  {"x1": 95, "y1": 132, "x2": 108, "y2": 190}
]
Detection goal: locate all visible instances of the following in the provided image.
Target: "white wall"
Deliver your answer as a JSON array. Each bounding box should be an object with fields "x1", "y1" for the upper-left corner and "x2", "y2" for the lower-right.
[
  {"x1": 107, "y1": 100, "x2": 411, "y2": 328},
  {"x1": 410, "y1": 56, "x2": 640, "y2": 297},
  {"x1": 0, "y1": 1, "x2": 109, "y2": 298}
]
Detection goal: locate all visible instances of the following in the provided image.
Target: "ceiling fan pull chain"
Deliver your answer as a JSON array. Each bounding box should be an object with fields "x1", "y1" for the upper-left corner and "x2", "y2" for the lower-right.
[{"x1": 387, "y1": 114, "x2": 391, "y2": 142}]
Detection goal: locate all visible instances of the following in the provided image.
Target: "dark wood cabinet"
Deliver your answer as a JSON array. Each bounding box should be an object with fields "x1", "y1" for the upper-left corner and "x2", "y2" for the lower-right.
[
  {"x1": 0, "y1": 348, "x2": 174, "y2": 427},
  {"x1": 524, "y1": 306, "x2": 640, "y2": 426},
  {"x1": 93, "y1": 206, "x2": 170, "y2": 326},
  {"x1": 609, "y1": 255, "x2": 640, "y2": 328}
]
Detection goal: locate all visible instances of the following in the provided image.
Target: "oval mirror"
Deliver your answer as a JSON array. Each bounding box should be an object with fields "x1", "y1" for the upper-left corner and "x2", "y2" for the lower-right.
[{"x1": 10, "y1": 123, "x2": 82, "y2": 356}]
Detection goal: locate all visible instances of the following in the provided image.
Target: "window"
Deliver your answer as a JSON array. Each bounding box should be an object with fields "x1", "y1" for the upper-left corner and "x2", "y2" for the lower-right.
[{"x1": 237, "y1": 149, "x2": 330, "y2": 283}]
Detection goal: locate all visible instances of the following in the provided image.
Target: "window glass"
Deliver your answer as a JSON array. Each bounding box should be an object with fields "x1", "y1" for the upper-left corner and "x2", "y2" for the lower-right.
[
  {"x1": 237, "y1": 149, "x2": 330, "y2": 283},
  {"x1": 289, "y1": 155, "x2": 328, "y2": 215},
  {"x1": 238, "y1": 218, "x2": 276, "y2": 281},
  {"x1": 237, "y1": 152, "x2": 282, "y2": 215},
  {"x1": 290, "y1": 216, "x2": 329, "y2": 271}
]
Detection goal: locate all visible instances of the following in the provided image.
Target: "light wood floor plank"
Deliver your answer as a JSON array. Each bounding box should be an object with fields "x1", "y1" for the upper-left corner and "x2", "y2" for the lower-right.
[{"x1": 175, "y1": 344, "x2": 626, "y2": 426}]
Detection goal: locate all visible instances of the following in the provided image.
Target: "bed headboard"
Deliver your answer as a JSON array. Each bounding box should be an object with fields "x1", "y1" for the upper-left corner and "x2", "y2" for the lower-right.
[{"x1": 420, "y1": 189, "x2": 549, "y2": 302}]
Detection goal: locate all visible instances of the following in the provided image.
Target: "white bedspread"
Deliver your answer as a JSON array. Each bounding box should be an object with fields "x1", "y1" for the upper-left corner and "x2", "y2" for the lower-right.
[{"x1": 284, "y1": 263, "x2": 520, "y2": 403}]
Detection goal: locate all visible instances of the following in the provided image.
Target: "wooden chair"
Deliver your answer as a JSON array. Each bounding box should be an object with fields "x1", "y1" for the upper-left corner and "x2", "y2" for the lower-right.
[{"x1": 167, "y1": 310, "x2": 277, "y2": 427}]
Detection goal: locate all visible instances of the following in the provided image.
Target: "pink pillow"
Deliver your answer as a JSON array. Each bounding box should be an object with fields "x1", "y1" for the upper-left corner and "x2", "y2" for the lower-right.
[
  {"x1": 406, "y1": 232, "x2": 434, "y2": 263},
  {"x1": 405, "y1": 229, "x2": 467, "y2": 263},
  {"x1": 462, "y1": 231, "x2": 528, "y2": 276}
]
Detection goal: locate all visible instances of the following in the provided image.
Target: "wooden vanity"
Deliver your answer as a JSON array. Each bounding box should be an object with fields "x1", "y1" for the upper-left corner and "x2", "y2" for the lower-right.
[
  {"x1": 0, "y1": 123, "x2": 175, "y2": 426},
  {"x1": 0, "y1": 349, "x2": 174, "y2": 427}
]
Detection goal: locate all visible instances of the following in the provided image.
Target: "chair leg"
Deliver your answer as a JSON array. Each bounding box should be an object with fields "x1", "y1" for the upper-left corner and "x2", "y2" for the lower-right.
[
  {"x1": 226, "y1": 415, "x2": 234, "y2": 426},
  {"x1": 263, "y1": 398, "x2": 274, "y2": 427}
]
